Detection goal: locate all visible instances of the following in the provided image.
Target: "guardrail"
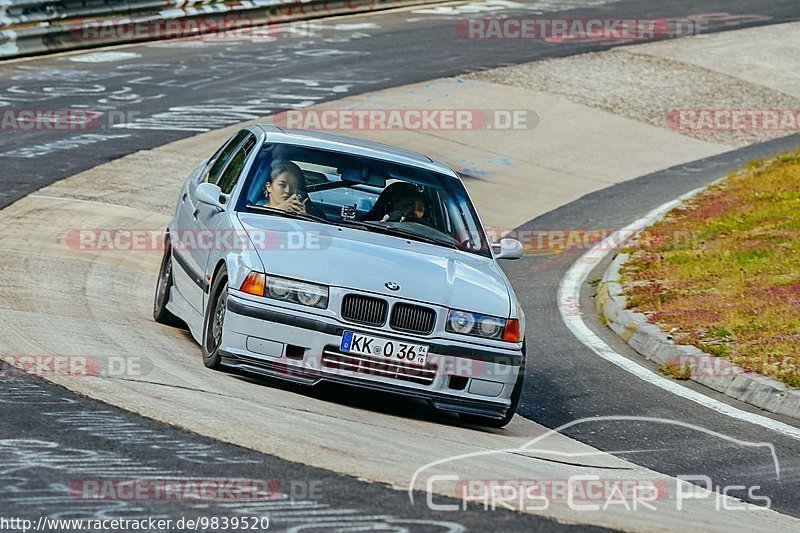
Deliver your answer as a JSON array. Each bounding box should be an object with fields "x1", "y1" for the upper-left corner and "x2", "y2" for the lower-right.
[
  {"x1": 0, "y1": 0, "x2": 442, "y2": 59},
  {"x1": 1, "y1": 1, "x2": 193, "y2": 27}
]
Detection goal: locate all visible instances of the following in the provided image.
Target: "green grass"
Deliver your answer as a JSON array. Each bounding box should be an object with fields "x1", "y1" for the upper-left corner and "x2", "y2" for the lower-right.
[
  {"x1": 659, "y1": 362, "x2": 692, "y2": 380},
  {"x1": 622, "y1": 146, "x2": 800, "y2": 388}
]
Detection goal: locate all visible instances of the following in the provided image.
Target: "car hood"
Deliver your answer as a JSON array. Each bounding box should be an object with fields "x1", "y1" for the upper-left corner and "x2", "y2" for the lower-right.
[{"x1": 237, "y1": 213, "x2": 512, "y2": 317}]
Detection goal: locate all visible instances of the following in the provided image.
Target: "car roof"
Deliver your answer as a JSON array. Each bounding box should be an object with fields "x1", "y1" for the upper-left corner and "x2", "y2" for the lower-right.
[{"x1": 254, "y1": 125, "x2": 459, "y2": 178}]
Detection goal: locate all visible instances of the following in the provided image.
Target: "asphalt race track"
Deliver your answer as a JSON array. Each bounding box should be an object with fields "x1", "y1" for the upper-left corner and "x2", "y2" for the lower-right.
[
  {"x1": 1, "y1": 371, "x2": 602, "y2": 531},
  {"x1": 2, "y1": 0, "x2": 800, "y2": 530}
]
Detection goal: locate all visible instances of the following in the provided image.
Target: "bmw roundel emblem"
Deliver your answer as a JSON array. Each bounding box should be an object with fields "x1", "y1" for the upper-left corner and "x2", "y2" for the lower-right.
[{"x1": 385, "y1": 281, "x2": 400, "y2": 291}]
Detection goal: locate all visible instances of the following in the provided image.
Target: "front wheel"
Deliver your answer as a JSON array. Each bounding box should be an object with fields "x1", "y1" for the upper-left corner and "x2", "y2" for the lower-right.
[
  {"x1": 202, "y1": 268, "x2": 228, "y2": 370},
  {"x1": 153, "y1": 238, "x2": 184, "y2": 327}
]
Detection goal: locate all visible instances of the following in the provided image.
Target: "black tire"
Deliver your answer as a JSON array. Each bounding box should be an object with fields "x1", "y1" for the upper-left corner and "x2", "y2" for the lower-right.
[
  {"x1": 153, "y1": 238, "x2": 184, "y2": 327},
  {"x1": 460, "y1": 342, "x2": 526, "y2": 429},
  {"x1": 202, "y1": 267, "x2": 228, "y2": 370}
]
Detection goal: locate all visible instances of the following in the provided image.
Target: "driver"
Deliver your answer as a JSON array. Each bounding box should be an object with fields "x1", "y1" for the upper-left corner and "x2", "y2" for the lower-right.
[
  {"x1": 384, "y1": 194, "x2": 426, "y2": 222},
  {"x1": 365, "y1": 182, "x2": 427, "y2": 223}
]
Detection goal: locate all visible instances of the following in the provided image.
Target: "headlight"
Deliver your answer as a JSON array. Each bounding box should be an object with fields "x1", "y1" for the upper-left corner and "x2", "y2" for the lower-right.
[
  {"x1": 266, "y1": 277, "x2": 293, "y2": 299},
  {"x1": 296, "y1": 286, "x2": 326, "y2": 307},
  {"x1": 446, "y1": 310, "x2": 520, "y2": 342},
  {"x1": 478, "y1": 316, "x2": 504, "y2": 337},
  {"x1": 266, "y1": 275, "x2": 328, "y2": 308},
  {"x1": 448, "y1": 311, "x2": 475, "y2": 334},
  {"x1": 240, "y1": 272, "x2": 328, "y2": 309}
]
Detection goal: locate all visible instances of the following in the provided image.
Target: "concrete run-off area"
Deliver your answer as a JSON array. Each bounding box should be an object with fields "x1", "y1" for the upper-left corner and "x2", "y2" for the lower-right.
[{"x1": 466, "y1": 22, "x2": 800, "y2": 148}]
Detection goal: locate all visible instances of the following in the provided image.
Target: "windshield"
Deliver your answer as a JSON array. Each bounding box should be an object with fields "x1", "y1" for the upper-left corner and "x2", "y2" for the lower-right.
[{"x1": 236, "y1": 143, "x2": 491, "y2": 257}]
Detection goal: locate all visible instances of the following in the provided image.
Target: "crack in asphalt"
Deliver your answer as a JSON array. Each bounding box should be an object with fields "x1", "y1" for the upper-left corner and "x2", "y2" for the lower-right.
[{"x1": 506, "y1": 450, "x2": 635, "y2": 470}]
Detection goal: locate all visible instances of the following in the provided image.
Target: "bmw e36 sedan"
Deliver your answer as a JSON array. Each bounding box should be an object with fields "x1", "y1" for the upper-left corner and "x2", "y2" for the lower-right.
[{"x1": 153, "y1": 125, "x2": 526, "y2": 427}]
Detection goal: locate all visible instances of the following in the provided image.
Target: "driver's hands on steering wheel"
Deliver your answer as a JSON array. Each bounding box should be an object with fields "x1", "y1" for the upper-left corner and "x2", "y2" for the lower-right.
[{"x1": 383, "y1": 210, "x2": 425, "y2": 224}]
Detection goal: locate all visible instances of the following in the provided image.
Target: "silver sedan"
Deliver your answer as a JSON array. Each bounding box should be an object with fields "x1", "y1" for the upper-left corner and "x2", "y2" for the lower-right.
[{"x1": 153, "y1": 125, "x2": 526, "y2": 427}]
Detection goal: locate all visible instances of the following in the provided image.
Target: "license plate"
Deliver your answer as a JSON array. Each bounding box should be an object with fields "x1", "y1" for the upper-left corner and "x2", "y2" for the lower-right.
[{"x1": 340, "y1": 331, "x2": 429, "y2": 366}]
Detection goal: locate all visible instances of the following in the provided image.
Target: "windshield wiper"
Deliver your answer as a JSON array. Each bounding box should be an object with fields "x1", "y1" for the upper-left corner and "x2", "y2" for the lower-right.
[
  {"x1": 334, "y1": 219, "x2": 457, "y2": 249},
  {"x1": 245, "y1": 204, "x2": 329, "y2": 224}
]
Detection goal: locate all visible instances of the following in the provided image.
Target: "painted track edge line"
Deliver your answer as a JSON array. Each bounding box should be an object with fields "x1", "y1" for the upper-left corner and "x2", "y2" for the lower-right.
[{"x1": 557, "y1": 187, "x2": 800, "y2": 442}]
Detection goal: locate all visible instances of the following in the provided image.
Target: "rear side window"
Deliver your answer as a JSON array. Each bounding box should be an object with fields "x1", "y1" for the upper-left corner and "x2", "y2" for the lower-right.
[
  {"x1": 204, "y1": 130, "x2": 250, "y2": 184},
  {"x1": 216, "y1": 134, "x2": 257, "y2": 195}
]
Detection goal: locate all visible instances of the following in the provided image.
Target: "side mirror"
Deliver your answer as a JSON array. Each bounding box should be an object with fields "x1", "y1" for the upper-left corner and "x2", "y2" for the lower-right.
[
  {"x1": 195, "y1": 182, "x2": 225, "y2": 212},
  {"x1": 494, "y1": 238, "x2": 523, "y2": 260}
]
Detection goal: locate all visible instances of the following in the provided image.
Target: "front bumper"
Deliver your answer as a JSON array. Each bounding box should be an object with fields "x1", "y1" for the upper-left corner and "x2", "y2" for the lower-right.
[{"x1": 222, "y1": 293, "x2": 524, "y2": 419}]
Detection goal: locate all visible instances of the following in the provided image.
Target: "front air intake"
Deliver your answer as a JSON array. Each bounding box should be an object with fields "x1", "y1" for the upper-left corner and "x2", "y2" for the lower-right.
[{"x1": 340, "y1": 294, "x2": 388, "y2": 327}]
